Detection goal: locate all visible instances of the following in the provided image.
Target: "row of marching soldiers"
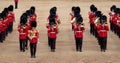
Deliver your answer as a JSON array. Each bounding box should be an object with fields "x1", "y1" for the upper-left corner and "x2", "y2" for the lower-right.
[
  {"x1": 0, "y1": 5, "x2": 15, "y2": 43},
  {"x1": 88, "y1": 5, "x2": 109, "y2": 52},
  {"x1": 46, "y1": 7, "x2": 60, "y2": 52},
  {"x1": 70, "y1": 6, "x2": 85, "y2": 52},
  {"x1": 17, "y1": 6, "x2": 39, "y2": 58},
  {"x1": 109, "y1": 5, "x2": 120, "y2": 38}
]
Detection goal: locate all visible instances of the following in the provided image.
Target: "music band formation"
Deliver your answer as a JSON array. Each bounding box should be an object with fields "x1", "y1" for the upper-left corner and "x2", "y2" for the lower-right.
[{"x1": 0, "y1": 0, "x2": 120, "y2": 58}]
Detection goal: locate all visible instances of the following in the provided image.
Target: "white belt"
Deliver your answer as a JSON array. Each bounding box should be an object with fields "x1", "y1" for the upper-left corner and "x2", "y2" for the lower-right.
[
  {"x1": 100, "y1": 30, "x2": 107, "y2": 32},
  {"x1": 50, "y1": 32, "x2": 55, "y2": 33},
  {"x1": 76, "y1": 31, "x2": 82, "y2": 32},
  {"x1": 20, "y1": 33, "x2": 26, "y2": 34}
]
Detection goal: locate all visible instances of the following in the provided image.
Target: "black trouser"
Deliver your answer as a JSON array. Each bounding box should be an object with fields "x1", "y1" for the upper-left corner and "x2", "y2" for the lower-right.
[
  {"x1": 114, "y1": 24, "x2": 117, "y2": 34},
  {"x1": 94, "y1": 29, "x2": 98, "y2": 39},
  {"x1": 75, "y1": 38, "x2": 83, "y2": 51},
  {"x1": 0, "y1": 33, "x2": 3, "y2": 42},
  {"x1": 30, "y1": 43, "x2": 37, "y2": 57},
  {"x1": 90, "y1": 24, "x2": 94, "y2": 34},
  {"x1": 118, "y1": 27, "x2": 120, "y2": 38},
  {"x1": 93, "y1": 25, "x2": 95, "y2": 36},
  {"x1": 19, "y1": 39, "x2": 26, "y2": 52},
  {"x1": 99, "y1": 37, "x2": 107, "y2": 51},
  {"x1": 3, "y1": 30, "x2": 6, "y2": 40},
  {"x1": 48, "y1": 37, "x2": 50, "y2": 46},
  {"x1": 15, "y1": 2, "x2": 18, "y2": 9},
  {"x1": 25, "y1": 37, "x2": 28, "y2": 48},
  {"x1": 8, "y1": 22, "x2": 13, "y2": 33},
  {"x1": 110, "y1": 21, "x2": 113, "y2": 31},
  {"x1": 49, "y1": 38, "x2": 56, "y2": 50}
]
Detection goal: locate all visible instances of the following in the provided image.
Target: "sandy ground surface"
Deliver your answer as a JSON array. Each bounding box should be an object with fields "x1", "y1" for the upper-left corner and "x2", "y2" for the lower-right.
[{"x1": 0, "y1": 0, "x2": 120, "y2": 63}]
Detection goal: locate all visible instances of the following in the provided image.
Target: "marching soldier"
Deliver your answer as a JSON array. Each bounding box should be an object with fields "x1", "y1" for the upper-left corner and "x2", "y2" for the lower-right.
[
  {"x1": 8, "y1": 5, "x2": 15, "y2": 33},
  {"x1": 88, "y1": 5, "x2": 96, "y2": 34},
  {"x1": 46, "y1": 14, "x2": 58, "y2": 51},
  {"x1": 14, "y1": 0, "x2": 19, "y2": 9},
  {"x1": 29, "y1": 6, "x2": 37, "y2": 24},
  {"x1": 74, "y1": 22, "x2": 85, "y2": 52},
  {"x1": 18, "y1": 14, "x2": 28, "y2": 52},
  {"x1": 97, "y1": 15, "x2": 109, "y2": 52},
  {"x1": 28, "y1": 21, "x2": 39, "y2": 58},
  {"x1": 117, "y1": 9, "x2": 120, "y2": 38},
  {"x1": 71, "y1": 6, "x2": 84, "y2": 52},
  {"x1": 109, "y1": 5, "x2": 116, "y2": 31},
  {"x1": 0, "y1": 13, "x2": 3, "y2": 42},
  {"x1": 47, "y1": 22, "x2": 57, "y2": 52},
  {"x1": 47, "y1": 7, "x2": 59, "y2": 46}
]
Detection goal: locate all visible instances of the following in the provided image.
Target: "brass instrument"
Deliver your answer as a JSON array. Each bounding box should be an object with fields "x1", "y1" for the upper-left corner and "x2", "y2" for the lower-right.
[{"x1": 30, "y1": 30, "x2": 35, "y2": 36}]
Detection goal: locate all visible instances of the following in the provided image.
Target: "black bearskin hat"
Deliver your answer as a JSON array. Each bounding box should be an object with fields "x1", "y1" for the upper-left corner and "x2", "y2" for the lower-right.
[
  {"x1": 71, "y1": 6, "x2": 76, "y2": 12},
  {"x1": 90, "y1": 4, "x2": 95, "y2": 11},
  {"x1": 8, "y1": 5, "x2": 14, "y2": 11},
  {"x1": 26, "y1": 10, "x2": 31, "y2": 16},
  {"x1": 30, "y1": 6, "x2": 35, "y2": 13},
  {"x1": 50, "y1": 7, "x2": 56, "y2": 15},
  {"x1": 52, "y1": 6, "x2": 57, "y2": 12},
  {"x1": 74, "y1": 6, "x2": 81, "y2": 14},
  {"x1": 30, "y1": 21, "x2": 37, "y2": 27},
  {"x1": 0, "y1": 13, "x2": 2, "y2": 19},
  {"x1": 100, "y1": 15, "x2": 107, "y2": 23},
  {"x1": 114, "y1": 8, "x2": 119, "y2": 14},
  {"x1": 92, "y1": 7, "x2": 97, "y2": 13},
  {"x1": 2, "y1": 11, "x2": 7, "y2": 20},
  {"x1": 95, "y1": 11, "x2": 102, "y2": 17},
  {"x1": 20, "y1": 13, "x2": 28, "y2": 25},
  {"x1": 3, "y1": 8, "x2": 9, "y2": 16},
  {"x1": 118, "y1": 8, "x2": 120, "y2": 15},
  {"x1": 76, "y1": 16, "x2": 83, "y2": 24},
  {"x1": 110, "y1": 5, "x2": 116, "y2": 11}
]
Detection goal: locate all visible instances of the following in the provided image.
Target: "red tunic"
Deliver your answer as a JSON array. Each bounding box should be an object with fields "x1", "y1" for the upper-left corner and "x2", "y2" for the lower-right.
[
  {"x1": 29, "y1": 13, "x2": 37, "y2": 23},
  {"x1": 18, "y1": 24, "x2": 28, "y2": 39},
  {"x1": 74, "y1": 24, "x2": 85, "y2": 38},
  {"x1": 8, "y1": 12, "x2": 15, "y2": 23},
  {"x1": 14, "y1": 0, "x2": 18, "y2": 2},
  {"x1": 97, "y1": 24, "x2": 109, "y2": 37},
  {"x1": 2, "y1": 20, "x2": 7, "y2": 31},
  {"x1": 117, "y1": 16, "x2": 120, "y2": 28},
  {"x1": 109, "y1": 12, "x2": 114, "y2": 22},
  {"x1": 28, "y1": 30, "x2": 39, "y2": 43},
  {"x1": 112, "y1": 14, "x2": 119, "y2": 26},
  {"x1": 48, "y1": 27, "x2": 57, "y2": 38},
  {"x1": 0, "y1": 22, "x2": 3, "y2": 33},
  {"x1": 88, "y1": 11, "x2": 95, "y2": 24}
]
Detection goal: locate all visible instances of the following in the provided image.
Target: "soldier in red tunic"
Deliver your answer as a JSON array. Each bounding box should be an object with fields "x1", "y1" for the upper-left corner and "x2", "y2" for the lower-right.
[
  {"x1": 47, "y1": 7, "x2": 59, "y2": 47},
  {"x1": 28, "y1": 21, "x2": 39, "y2": 58},
  {"x1": 71, "y1": 6, "x2": 84, "y2": 52},
  {"x1": 14, "y1": 0, "x2": 19, "y2": 9},
  {"x1": 109, "y1": 5, "x2": 116, "y2": 31},
  {"x1": 29, "y1": 6, "x2": 37, "y2": 24},
  {"x1": 88, "y1": 5, "x2": 97, "y2": 34},
  {"x1": 97, "y1": 15, "x2": 109, "y2": 52},
  {"x1": 8, "y1": 5, "x2": 15, "y2": 33},
  {"x1": 74, "y1": 22, "x2": 85, "y2": 52},
  {"x1": 112, "y1": 8, "x2": 119, "y2": 34},
  {"x1": 18, "y1": 14, "x2": 28, "y2": 52},
  {"x1": 48, "y1": 23, "x2": 57, "y2": 52},
  {"x1": 117, "y1": 9, "x2": 120, "y2": 38},
  {"x1": 0, "y1": 13, "x2": 4, "y2": 42}
]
